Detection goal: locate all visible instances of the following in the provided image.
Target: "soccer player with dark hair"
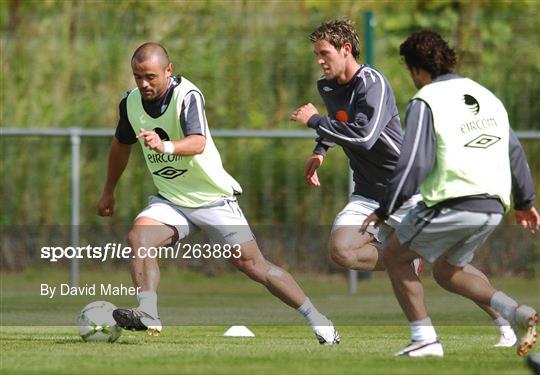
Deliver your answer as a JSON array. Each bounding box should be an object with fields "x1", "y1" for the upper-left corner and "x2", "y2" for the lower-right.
[{"x1": 363, "y1": 30, "x2": 539, "y2": 357}]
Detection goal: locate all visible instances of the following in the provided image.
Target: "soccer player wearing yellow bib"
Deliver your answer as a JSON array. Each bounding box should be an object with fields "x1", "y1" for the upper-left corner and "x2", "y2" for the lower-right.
[
  {"x1": 97, "y1": 43, "x2": 339, "y2": 344},
  {"x1": 362, "y1": 30, "x2": 539, "y2": 357}
]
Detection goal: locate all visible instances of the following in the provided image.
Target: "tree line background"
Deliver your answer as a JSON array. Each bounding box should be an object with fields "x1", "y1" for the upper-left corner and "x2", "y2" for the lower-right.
[{"x1": 1, "y1": 0, "x2": 539, "y2": 275}]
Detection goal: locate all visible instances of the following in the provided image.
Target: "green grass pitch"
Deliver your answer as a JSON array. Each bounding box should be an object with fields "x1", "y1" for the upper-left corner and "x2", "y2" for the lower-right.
[{"x1": 1, "y1": 268, "x2": 538, "y2": 374}]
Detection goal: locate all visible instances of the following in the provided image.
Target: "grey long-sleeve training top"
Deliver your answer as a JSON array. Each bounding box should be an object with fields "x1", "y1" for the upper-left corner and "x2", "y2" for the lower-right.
[{"x1": 308, "y1": 65, "x2": 404, "y2": 201}]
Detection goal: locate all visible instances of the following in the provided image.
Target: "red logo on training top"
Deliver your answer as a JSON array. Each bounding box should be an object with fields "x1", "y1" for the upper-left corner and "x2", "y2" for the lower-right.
[{"x1": 336, "y1": 110, "x2": 348, "y2": 123}]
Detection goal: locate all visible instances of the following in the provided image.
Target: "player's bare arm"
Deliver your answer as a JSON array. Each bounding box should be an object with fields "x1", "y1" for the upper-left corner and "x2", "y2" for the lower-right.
[
  {"x1": 138, "y1": 128, "x2": 206, "y2": 156},
  {"x1": 97, "y1": 138, "x2": 132, "y2": 217},
  {"x1": 293, "y1": 104, "x2": 323, "y2": 186},
  {"x1": 304, "y1": 154, "x2": 323, "y2": 186},
  {"x1": 290, "y1": 103, "x2": 319, "y2": 125}
]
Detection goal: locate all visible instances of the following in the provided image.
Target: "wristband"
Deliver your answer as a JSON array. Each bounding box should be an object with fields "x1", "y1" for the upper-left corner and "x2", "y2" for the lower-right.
[{"x1": 163, "y1": 141, "x2": 174, "y2": 155}]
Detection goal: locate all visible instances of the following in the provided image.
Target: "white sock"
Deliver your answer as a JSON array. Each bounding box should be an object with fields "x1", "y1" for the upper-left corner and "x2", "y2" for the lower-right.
[
  {"x1": 410, "y1": 317, "x2": 437, "y2": 342},
  {"x1": 490, "y1": 291, "x2": 518, "y2": 323},
  {"x1": 297, "y1": 298, "x2": 330, "y2": 327},
  {"x1": 137, "y1": 291, "x2": 158, "y2": 318},
  {"x1": 493, "y1": 316, "x2": 513, "y2": 336}
]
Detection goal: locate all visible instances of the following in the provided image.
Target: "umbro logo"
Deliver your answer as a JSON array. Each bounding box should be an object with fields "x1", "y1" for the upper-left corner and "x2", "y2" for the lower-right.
[
  {"x1": 323, "y1": 86, "x2": 333, "y2": 92},
  {"x1": 464, "y1": 134, "x2": 500, "y2": 149},
  {"x1": 152, "y1": 166, "x2": 187, "y2": 179},
  {"x1": 463, "y1": 94, "x2": 480, "y2": 115}
]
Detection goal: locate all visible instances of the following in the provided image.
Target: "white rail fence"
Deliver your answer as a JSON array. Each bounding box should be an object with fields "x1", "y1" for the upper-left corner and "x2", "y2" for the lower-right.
[{"x1": 2, "y1": 128, "x2": 539, "y2": 292}]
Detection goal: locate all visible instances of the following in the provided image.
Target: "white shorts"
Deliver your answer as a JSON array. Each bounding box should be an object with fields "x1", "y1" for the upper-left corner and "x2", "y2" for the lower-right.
[
  {"x1": 395, "y1": 202, "x2": 503, "y2": 267},
  {"x1": 135, "y1": 195, "x2": 255, "y2": 246},
  {"x1": 332, "y1": 194, "x2": 422, "y2": 244}
]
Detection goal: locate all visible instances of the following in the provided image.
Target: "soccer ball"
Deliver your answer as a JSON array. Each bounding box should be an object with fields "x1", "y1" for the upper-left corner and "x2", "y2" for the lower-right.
[{"x1": 77, "y1": 301, "x2": 122, "y2": 342}]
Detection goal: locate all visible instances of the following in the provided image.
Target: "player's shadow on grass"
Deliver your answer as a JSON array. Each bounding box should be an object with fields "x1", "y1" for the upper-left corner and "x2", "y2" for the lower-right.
[
  {"x1": 75, "y1": 340, "x2": 141, "y2": 345},
  {"x1": 1, "y1": 336, "x2": 142, "y2": 345}
]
